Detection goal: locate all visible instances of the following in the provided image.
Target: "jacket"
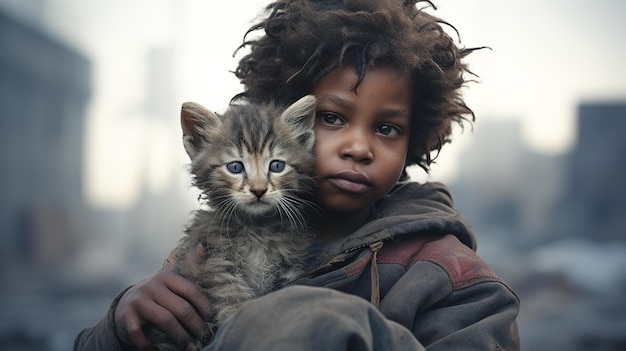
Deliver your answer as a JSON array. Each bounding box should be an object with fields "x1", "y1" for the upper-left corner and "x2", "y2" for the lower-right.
[
  {"x1": 294, "y1": 181, "x2": 520, "y2": 349},
  {"x1": 74, "y1": 181, "x2": 520, "y2": 350}
]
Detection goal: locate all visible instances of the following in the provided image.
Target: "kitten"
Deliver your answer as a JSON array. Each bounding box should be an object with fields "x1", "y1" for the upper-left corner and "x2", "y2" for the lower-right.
[{"x1": 147, "y1": 95, "x2": 317, "y2": 350}]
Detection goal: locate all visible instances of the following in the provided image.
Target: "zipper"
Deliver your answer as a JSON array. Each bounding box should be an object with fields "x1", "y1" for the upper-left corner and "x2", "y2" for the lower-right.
[
  {"x1": 307, "y1": 239, "x2": 385, "y2": 275},
  {"x1": 290, "y1": 239, "x2": 386, "y2": 287},
  {"x1": 369, "y1": 241, "x2": 384, "y2": 309}
]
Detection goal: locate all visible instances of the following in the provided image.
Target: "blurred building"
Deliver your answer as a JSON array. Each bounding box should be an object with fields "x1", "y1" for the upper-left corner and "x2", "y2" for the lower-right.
[
  {"x1": 449, "y1": 118, "x2": 565, "y2": 246},
  {"x1": 0, "y1": 8, "x2": 191, "y2": 350},
  {"x1": 449, "y1": 103, "x2": 626, "y2": 351},
  {"x1": 553, "y1": 102, "x2": 626, "y2": 241},
  {"x1": 450, "y1": 101, "x2": 626, "y2": 247},
  {"x1": 0, "y1": 9, "x2": 91, "y2": 274}
]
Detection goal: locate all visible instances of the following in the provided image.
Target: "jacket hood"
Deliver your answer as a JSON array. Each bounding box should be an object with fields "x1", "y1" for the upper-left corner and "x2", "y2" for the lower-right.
[{"x1": 318, "y1": 181, "x2": 477, "y2": 263}]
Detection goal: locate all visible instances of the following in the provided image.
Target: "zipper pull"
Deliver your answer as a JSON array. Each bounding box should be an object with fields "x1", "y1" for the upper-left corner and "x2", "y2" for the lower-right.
[{"x1": 369, "y1": 241, "x2": 384, "y2": 309}]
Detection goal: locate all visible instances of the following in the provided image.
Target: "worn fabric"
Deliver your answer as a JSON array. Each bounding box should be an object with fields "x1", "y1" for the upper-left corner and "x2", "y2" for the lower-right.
[
  {"x1": 74, "y1": 182, "x2": 520, "y2": 351},
  {"x1": 205, "y1": 285, "x2": 425, "y2": 351}
]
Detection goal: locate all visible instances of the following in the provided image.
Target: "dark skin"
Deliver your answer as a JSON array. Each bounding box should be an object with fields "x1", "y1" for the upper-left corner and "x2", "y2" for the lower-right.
[
  {"x1": 114, "y1": 253, "x2": 211, "y2": 351},
  {"x1": 113, "y1": 64, "x2": 412, "y2": 350},
  {"x1": 310, "y1": 64, "x2": 411, "y2": 242}
]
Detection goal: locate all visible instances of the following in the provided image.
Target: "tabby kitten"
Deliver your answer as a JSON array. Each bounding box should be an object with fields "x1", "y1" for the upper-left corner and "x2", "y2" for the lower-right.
[{"x1": 147, "y1": 95, "x2": 317, "y2": 350}]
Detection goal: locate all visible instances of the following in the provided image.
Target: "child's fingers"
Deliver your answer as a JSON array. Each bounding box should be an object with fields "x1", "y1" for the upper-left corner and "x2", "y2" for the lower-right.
[
  {"x1": 153, "y1": 277, "x2": 209, "y2": 340},
  {"x1": 161, "y1": 267, "x2": 213, "y2": 321},
  {"x1": 142, "y1": 300, "x2": 197, "y2": 350},
  {"x1": 118, "y1": 314, "x2": 154, "y2": 350},
  {"x1": 114, "y1": 269, "x2": 208, "y2": 349},
  {"x1": 114, "y1": 284, "x2": 155, "y2": 348}
]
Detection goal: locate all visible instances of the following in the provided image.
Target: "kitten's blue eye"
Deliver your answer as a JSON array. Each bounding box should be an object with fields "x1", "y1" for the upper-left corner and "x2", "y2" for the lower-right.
[
  {"x1": 269, "y1": 160, "x2": 285, "y2": 173},
  {"x1": 226, "y1": 161, "x2": 244, "y2": 174}
]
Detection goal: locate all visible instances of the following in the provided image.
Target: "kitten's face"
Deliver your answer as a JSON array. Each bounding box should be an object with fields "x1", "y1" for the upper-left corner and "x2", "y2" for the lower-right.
[
  {"x1": 181, "y1": 96, "x2": 316, "y2": 222},
  {"x1": 209, "y1": 132, "x2": 309, "y2": 217}
]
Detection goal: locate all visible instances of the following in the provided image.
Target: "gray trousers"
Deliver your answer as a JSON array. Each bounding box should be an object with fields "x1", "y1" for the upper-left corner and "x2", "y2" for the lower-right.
[{"x1": 204, "y1": 285, "x2": 425, "y2": 351}]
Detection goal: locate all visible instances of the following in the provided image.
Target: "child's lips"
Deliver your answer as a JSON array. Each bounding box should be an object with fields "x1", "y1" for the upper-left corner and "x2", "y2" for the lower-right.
[{"x1": 328, "y1": 172, "x2": 372, "y2": 194}]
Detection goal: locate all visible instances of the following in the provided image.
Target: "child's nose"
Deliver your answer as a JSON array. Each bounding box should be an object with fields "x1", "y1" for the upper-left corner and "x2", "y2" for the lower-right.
[{"x1": 339, "y1": 129, "x2": 373, "y2": 163}]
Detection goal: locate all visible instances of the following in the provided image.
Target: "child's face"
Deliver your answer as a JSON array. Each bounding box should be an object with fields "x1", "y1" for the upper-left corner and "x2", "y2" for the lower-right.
[{"x1": 311, "y1": 64, "x2": 411, "y2": 215}]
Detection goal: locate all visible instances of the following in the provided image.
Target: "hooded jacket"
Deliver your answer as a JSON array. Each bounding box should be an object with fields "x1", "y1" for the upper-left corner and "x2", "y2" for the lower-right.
[
  {"x1": 74, "y1": 181, "x2": 520, "y2": 350},
  {"x1": 293, "y1": 181, "x2": 520, "y2": 349}
]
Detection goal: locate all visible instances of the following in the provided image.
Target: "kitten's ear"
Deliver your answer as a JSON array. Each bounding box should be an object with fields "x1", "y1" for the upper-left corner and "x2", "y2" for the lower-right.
[
  {"x1": 181, "y1": 101, "x2": 220, "y2": 160},
  {"x1": 280, "y1": 95, "x2": 316, "y2": 150}
]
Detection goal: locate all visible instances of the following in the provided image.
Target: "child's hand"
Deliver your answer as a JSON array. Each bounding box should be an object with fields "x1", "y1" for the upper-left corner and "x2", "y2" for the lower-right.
[{"x1": 114, "y1": 248, "x2": 211, "y2": 350}]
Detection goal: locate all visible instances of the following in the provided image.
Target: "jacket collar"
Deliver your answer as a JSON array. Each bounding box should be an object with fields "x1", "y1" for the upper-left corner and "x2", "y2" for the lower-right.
[{"x1": 315, "y1": 181, "x2": 477, "y2": 265}]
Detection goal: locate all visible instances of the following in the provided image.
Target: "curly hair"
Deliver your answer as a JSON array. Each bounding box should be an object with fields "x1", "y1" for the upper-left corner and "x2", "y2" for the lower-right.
[{"x1": 233, "y1": 0, "x2": 482, "y2": 172}]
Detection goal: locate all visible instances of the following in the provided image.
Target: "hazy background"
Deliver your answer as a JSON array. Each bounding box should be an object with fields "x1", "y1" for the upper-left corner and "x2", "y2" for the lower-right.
[{"x1": 1, "y1": 0, "x2": 625, "y2": 350}]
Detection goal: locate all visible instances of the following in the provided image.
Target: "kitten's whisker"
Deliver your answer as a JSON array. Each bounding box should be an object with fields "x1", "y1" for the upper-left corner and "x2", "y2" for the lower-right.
[
  {"x1": 278, "y1": 199, "x2": 308, "y2": 231},
  {"x1": 216, "y1": 199, "x2": 240, "y2": 233},
  {"x1": 273, "y1": 201, "x2": 288, "y2": 225},
  {"x1": 277, "y1": 201, "x2": 299, "y2": 229},
  {"x1": 283, "y1": 193, "x2": 320, "y2": 213}
]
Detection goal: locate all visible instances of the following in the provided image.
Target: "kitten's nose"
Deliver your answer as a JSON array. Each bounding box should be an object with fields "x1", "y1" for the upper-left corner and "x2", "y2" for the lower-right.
[{"x1": 250, "y1": 188, "x2": 267, "y2": 199}]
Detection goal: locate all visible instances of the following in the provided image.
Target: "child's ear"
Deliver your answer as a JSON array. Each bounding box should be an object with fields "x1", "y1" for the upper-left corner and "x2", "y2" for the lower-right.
[
  {"x1": 180, "y1": 101, "x2": 220, "y2": 160},
  {"x1": 280, "y1": 95, "x2": 316, "y2": 150}
]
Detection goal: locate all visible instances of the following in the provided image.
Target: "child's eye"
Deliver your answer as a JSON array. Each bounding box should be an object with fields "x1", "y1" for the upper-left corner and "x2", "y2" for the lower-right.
[
  {"x1": 269, "y1": 160, "x2": 285, "y2": 173},
  {"x1": 226, "y1": 161, "x2": 245, "y2": 174},
  {"x1": 375, "y1": 124, "x2": 401, "y2": 136},
  {"x1": 317, "y1": 112, "x2": 342, "y2": 125}
]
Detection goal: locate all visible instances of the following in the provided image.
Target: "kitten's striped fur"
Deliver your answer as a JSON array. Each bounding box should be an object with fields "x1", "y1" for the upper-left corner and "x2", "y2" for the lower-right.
[{"x1": 148, "y1": 95, "x2": 316, "y2": 350}]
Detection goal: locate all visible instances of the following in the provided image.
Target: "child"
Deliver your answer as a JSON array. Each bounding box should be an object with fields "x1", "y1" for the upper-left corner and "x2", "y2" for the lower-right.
[{"x1": 75, "y1": 0, "x2": 520, "y2": 350}]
